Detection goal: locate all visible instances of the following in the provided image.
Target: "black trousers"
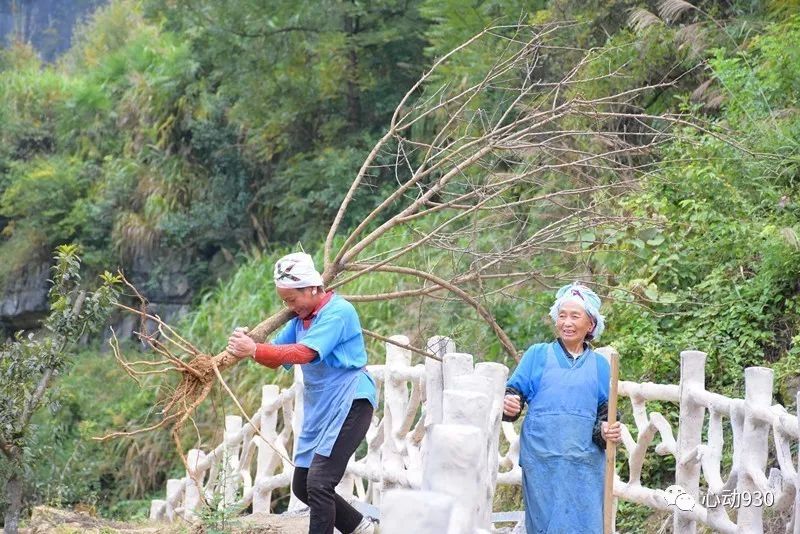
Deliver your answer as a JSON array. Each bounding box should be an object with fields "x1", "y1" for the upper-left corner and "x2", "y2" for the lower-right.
[{"x1": 292, "y1": 399, "x2": 373, "y2": 534}]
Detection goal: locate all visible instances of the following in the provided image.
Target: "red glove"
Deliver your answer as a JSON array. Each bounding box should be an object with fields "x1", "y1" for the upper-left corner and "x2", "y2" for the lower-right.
[{"x1": 253, "y1": 343, "x2": 316, "y2": 368}]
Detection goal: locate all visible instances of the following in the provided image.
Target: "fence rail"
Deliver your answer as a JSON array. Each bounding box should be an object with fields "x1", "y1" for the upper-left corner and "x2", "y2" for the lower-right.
[{"x1": 149, "y1": 339, "x2": 799, "y2": 534}]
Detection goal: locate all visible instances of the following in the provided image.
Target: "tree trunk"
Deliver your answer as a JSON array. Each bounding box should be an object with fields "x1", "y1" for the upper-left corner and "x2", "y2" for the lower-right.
[{"x1": 4, "y1": 471, "x2": 23, "y2": 534}]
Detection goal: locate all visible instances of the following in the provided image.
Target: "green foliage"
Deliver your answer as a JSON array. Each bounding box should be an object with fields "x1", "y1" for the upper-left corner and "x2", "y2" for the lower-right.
[
  {"x1": 0, "y1": 245, "x2": 120, "y2": 444},
  {"x1": 1, "y1": 157, "x2": 91, "y2": 239},
  {"x1": 600, "y1": 14, "x2": 800, "y2": 394},
  {"x1": 257, "y1": 137, "x2": 396, "y2": 245},
  {"x1": 0, "y1": 245, "x2": 120, "y2": 523},
  {"x1": 710, "y1": 15, "x2": 800, "y2": 129},
  {"x1": 0, "y1": 0, "x2": 435, "y2": 291},
  {"x1": 24, "y1": 345, "x2": 171, "y2": 517},
  {"x1": 195, "y1": 471, "x2": 247, "y2": 534},
  {"x1": 147, "y1": 0, "x2": 427, "y2": 151},
  {"x1": 420, "y1": 0, "x2": 547, "y2": 80}
]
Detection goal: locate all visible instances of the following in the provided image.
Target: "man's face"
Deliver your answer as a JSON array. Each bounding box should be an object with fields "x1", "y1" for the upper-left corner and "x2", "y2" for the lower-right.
[
  {"x1": 555, "y1": 300, "x2": 594, "y2": 344},
  {"x1": 277, "y1": 286, "x2": 318, "y2": 319}
]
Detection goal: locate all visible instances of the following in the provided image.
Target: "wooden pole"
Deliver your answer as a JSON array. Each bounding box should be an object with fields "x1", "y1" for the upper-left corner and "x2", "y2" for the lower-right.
[{"x1": 604, "y1": 352, "x2": 619, "y2": 534}]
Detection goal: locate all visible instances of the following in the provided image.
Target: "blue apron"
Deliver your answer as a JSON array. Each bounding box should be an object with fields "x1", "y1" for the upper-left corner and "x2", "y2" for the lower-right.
[
  {"x1": 520, "y1": 344, "x2": 604, "y2": 533},
  {"x1": 294, "y1": 328, "x2": 362, "y2": 468}
]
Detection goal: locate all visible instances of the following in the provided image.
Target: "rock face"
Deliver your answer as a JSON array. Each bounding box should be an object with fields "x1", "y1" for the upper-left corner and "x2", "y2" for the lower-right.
[
  {"x1": 0, "y1": 261, "x2": 51, "y2": 332},
  {"x1": 0, "y1": 0, "x2": 108, "y2": 63},
  {"x1": 0, "y1": 250, "x2": 194, "y2": 337},
  {"x1": 129, "y1": 253, "x2": 193, "y2": 305},
  {"x1": 126, "y1": 252, "x2": 193, "y2": 326}
]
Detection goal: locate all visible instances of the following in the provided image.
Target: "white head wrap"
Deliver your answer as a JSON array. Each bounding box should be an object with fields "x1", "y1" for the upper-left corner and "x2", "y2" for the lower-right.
[
  {"x1": 274, "y1": 252, "x2": 324, "y2": 289},
  {"x1": 548, "y1": 282, "x2": 605, "y2": 341}
]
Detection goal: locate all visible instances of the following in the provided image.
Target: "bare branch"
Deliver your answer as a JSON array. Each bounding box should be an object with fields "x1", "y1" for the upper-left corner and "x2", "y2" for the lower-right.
[
  {"x1": 19, "y1": 368, "x2": 54, "y2": 431},
  {"x1": 347, "y1": 263, "x2": 519, "y2": 361},
  {"x1": 209, "y1": 360, "x2": 294, "y2": 466},
  {"x1": 361, "y1": 329, "x2": 440, "y2": 361},
  {"x1": 103, "y1": 20, "x2": 762, "y2": 457}
]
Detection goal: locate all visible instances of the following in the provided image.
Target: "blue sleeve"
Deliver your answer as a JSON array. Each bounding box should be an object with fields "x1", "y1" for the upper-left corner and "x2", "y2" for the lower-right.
[
  {"x1": 506, "y1": 344, "x2": 547, "y2": 402},
  {"x1": 596, "y1": 352, "x2": 610, "y2": 405},
  {"x1": 297, "y1": 312, "x2": 346, "y2": 363},
  {"x1": 271, "y1": 321, "x2": 297, "y2": 345}
]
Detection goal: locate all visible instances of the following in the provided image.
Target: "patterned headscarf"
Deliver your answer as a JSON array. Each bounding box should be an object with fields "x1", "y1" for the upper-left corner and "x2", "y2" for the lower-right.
[
  {"x1": 548, "y1": 282, "x2": 605, "y2": 341},
  {"x1": 273, "y1": 252, "x2": 324, "y2": 289}
]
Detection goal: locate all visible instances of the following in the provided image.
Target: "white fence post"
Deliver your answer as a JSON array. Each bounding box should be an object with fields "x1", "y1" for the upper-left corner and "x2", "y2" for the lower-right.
[
  {"x1": 737, "y1": 367, "x2": 773, "y2": 533},
  {"x1": 165, "y1": 478, "x2": 183, "y2": 521},
  {"x1": 422, "y1": 424, "x2": 486, "y2": 534},
  {"x1": 222, "y1": 415, "x2": 243, "y2": 507},
  {"x1": 149, "y1": 499, "x2": 165, "y2": 521},
  {"x1": 442, "y1": 352, "x2": 473, "y2": 390},
  {"x1": 253, "y1": 384, "x2": 280, "y2": 513},
  {"x1": 183, "y1": 448, "x2": 204, "y2": 520},
  {"x1": 425, "y1": 336, "x2": 454, "y2": 428},
  {"x1": 675, "y1": 350, "x2": 706, "y2": 534},
  {"x1": 475, "y1": 361, "x2": 509, "y2": 525},
  {"x1": 444, "y1": 380, "x2": 491, "y2": 530},
  {"x1": 381, "y1": 335, "x2": 413, "y2": 495},
  {"x1": 381, "y1": 489, "x2": 454, "y2": 534}
]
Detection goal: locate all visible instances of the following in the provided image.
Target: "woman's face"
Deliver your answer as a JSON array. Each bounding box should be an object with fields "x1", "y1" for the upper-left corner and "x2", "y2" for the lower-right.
[
  {"x1": 277, "y1": 286, "x2": 318, "y2": 319},
  {"x1": 555, "y1": 300, "x2": 595, "y2": 343}
]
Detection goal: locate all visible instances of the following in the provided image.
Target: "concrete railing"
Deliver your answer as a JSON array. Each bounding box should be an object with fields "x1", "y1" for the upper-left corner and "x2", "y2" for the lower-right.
[{"x1": 150, "y1": 341, "x2": 798, "y2": 534}]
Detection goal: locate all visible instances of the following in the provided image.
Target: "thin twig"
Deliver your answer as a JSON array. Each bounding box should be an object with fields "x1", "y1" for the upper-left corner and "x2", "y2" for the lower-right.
[
  {"x1": 362, "y1": 329, "x2": 442, "y2": 361},
  {"x1": 210, "y1": 361, "x2": 295, "y2": 466}
]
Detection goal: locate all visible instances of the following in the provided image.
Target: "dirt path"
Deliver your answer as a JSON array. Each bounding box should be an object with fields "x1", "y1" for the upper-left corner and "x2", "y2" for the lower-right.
[
  {"x1": 13, "y1": 506, "x2": 310, "y2": 534},
  {"x1": 231, "y1": 512, "x2": 310, "y2": 534}
]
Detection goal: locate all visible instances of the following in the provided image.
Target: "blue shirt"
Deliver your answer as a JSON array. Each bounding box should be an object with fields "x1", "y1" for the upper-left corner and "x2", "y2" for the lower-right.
[
  {"x1": 271, "y1": 294, "x2": 377, "y2": 467},
  {"x1": 272, "y1": 294, "x2": 377, "y2": 408}
]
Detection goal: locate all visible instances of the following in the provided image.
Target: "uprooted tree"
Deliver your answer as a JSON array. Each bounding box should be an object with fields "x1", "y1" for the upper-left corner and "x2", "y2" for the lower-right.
[{"x1": 99, "y1": 22, "x2": 762, "y2": 464}]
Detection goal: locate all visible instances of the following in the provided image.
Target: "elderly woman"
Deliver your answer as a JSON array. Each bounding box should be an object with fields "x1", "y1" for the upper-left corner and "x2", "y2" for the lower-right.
[
  {"x1": 503, "y1": 282, "x2": 622, "y2": 534},
  {"x1": 226, "y1": 252, "x2": 377, "y2": 534}
]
